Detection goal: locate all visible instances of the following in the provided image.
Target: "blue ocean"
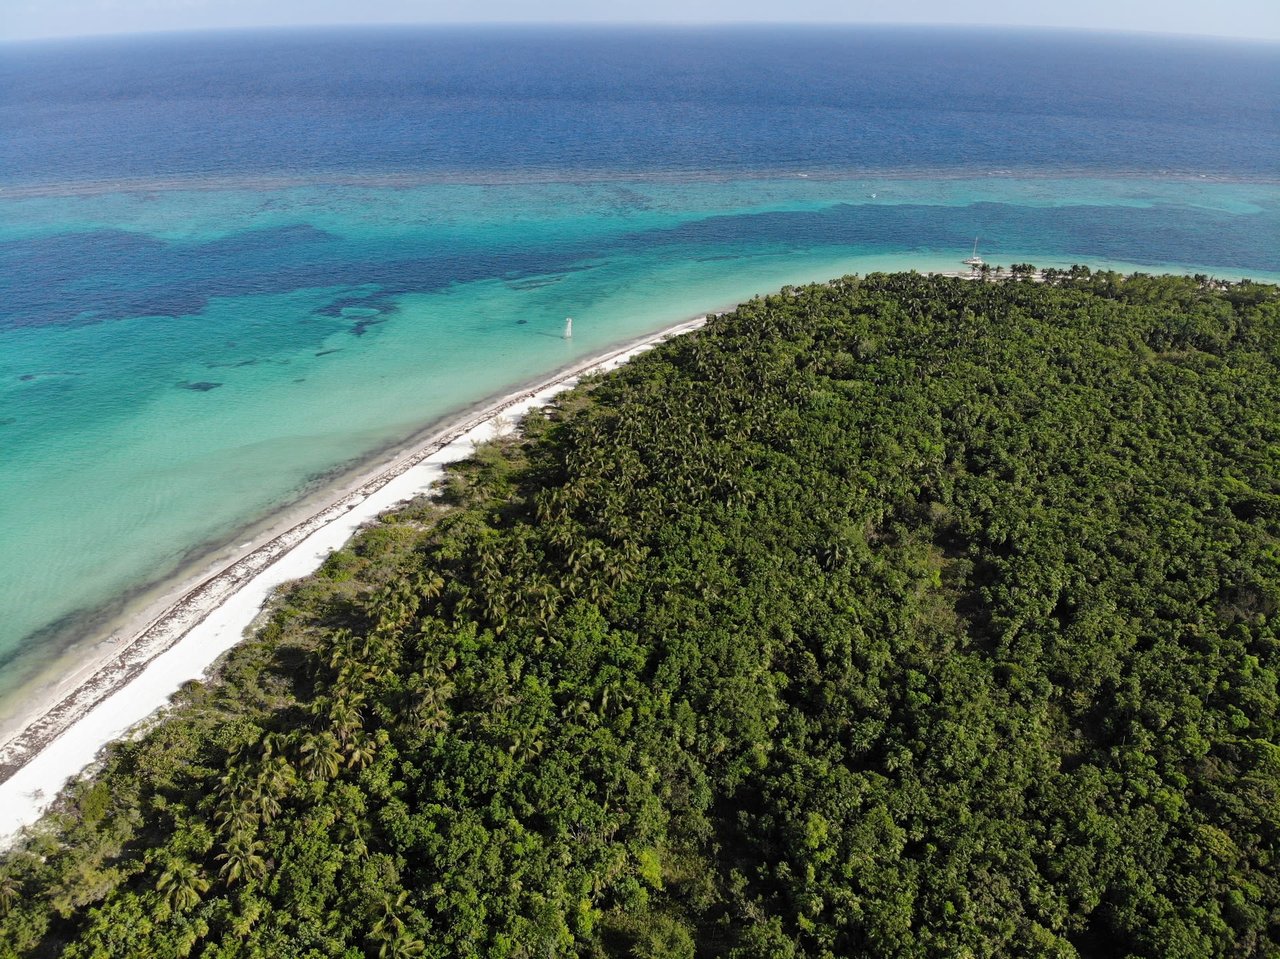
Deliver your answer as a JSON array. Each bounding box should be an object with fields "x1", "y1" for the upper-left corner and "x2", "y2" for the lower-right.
[{"x1": 0, "y1": 26, "x2": 1277, "y2": 725}]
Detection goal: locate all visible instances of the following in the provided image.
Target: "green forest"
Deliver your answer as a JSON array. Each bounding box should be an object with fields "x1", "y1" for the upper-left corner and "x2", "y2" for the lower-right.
[{"x1": 2, "y1": 270, "x2": 1278, "y2": 958}]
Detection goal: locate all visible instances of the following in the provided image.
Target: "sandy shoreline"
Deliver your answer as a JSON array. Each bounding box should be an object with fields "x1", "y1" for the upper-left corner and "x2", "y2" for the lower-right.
[
  {"x1": 0, "y1": 315, "x2": 707, "y2": 847},
  {"x1": 0, "y1": 262, "x2": 1196, "y2": 846}
]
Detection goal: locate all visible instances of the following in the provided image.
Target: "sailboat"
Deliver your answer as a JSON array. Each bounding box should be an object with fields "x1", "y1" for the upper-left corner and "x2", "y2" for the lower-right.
[{"x1": 962, "y1": 238, "x2": 985, "y2": 268}]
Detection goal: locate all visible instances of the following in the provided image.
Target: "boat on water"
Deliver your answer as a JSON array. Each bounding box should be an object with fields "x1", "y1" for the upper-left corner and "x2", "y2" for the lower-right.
[{"x1": 963, "y1": 238, "x2": 985, "y2": 268}]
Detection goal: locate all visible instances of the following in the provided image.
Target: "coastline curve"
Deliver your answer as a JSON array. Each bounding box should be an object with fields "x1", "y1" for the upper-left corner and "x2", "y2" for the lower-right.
[{"x1": 0, "y1": 315, "x2": 708, "y2": 848}]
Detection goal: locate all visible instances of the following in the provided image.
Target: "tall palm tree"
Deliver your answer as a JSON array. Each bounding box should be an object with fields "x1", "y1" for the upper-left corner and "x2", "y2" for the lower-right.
[
  {"x1": 371, "y1": 891, "x2": 407, "y2": 943},
  {"x1": 410, "y1": 671, "x2": 455, "y2": 734},
  {"x1": 156, "y1": 859, "x2": 209, "y2": 913},
  {"x1": 216, "y1": 835, "x2": 268, "y2": 887},
  {"x1": 0, "y1": 873, "x2": 21, "y2": 916},
  {"x1": 371, "y1": 891, "x2": 427, "y2": 958},
  {"x1": 418, "y1": 572, "x2": 445, "y2": 602},
  {"x1": 215, "y1": 800, "x2": 259, "y2": 838},
  {"x1": 328, "y1": 696, "x2": 365, "y2": 746},
  {"x1": 216, "y1": 765, "x2": 254, "y2": 805},
  {"x1": 346, "y1": 735, "x2": 380, "y2": 769},
  {"x1": 257, "y1": 755, "x2": 296, "y2": 804},
  {"x1": 380, "y1": 934, "x2": 426, "y2": 959},
  {"x1": 298, "y1": 731, "x2": 344, "y2": 782}
]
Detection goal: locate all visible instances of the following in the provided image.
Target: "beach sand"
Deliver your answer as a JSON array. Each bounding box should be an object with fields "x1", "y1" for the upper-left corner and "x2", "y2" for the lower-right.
[{"x1": 0, "y1": 315, "x2": 707, "y2": 848}]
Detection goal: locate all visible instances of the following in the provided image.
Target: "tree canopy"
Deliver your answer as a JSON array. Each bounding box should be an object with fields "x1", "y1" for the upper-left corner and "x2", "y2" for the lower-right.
[{"x1": 2, "y1": 270, "x2": 1278, "y2": 958}]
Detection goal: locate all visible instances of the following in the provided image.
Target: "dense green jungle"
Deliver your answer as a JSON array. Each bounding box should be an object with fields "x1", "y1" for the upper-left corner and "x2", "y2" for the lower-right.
[{"x1": 2, "y1": 269, "x2": 1278, "y2": 959}]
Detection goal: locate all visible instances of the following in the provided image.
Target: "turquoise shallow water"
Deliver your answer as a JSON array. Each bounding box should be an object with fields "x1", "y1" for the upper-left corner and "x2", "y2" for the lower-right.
[{"x1": 3, "y1": 173, "x2": 1279, "y2": 724}]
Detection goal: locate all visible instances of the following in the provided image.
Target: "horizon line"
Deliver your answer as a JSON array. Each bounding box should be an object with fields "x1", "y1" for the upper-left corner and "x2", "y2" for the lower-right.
[{"x1": 4, "y1": 20, "x2": 1278, "y2": 46}]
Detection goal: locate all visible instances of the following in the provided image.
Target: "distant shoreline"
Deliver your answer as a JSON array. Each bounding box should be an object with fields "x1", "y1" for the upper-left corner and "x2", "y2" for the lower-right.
[{"x1": 0, "y1": 314, "x2": 707, "y2": 846}]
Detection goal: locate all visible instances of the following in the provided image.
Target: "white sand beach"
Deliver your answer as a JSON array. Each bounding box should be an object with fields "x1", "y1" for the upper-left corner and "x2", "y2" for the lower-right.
[{"x1": 0, "y1": 316, "x2": 707, "y2": 848}]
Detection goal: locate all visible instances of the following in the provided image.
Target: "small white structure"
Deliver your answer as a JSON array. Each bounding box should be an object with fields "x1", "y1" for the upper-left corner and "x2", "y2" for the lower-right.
[{"x1": 564, "y1": 317, "x2": 573, "y2": 339}]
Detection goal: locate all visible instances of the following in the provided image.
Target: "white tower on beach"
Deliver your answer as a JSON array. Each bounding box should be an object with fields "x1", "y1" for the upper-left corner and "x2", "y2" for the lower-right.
[{"x1": 564, "y1": 317, "x2": 573, "y2": 339}]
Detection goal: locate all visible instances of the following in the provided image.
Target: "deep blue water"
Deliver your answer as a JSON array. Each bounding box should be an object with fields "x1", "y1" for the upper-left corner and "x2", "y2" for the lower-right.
[
  {"x1": 0, "y1": 26, "x2": 1277, "y2": 728},
  {"x1": 3, "y1": 26, "x2": 1278, "y2": 184}
]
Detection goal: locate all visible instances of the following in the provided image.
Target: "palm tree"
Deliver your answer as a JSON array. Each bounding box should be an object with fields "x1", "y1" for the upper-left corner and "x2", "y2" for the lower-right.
[
  {"x1": 506, "y1": 729, "x2": 545, "y2": 762},
  {"x1": 450, "y1": 595, "x2": 479, "y2": 629},
  {"x1": 335, "y1": 815, "x2": 370, "y2": 859},
  {"x1": 256, "y1": 730, "x2": 287, "y2": 760},
  {"x1": 372, "y1": 890, "x2": 409, "y2": 935},
  {"x1": 156, "y1": 859, "x2": 210, "y2": 913},
  {"x1": 253, "y1": 790, "x2": 283, "y2": 827},
  {"x1": 216, "y1": 764, "x2": 254, "y2": 805},
  {"x1": 418, "y1": 572, "x2": 445, "y2": 602},
  {"x1": 216, "y1": 835, "x2": 268, "y2": 887},
  {"x1": 364, "y1": 579, "x2": 420, "y2": 632},
  {"x1": 346, "y1": 735, "x2": 380, "y2": 769},
  {"x1": 215, "y1": 800, "x2": 259, "y2": 837},
  {"x1": 326, "y1": 627, "x2": 358, "y2": 673},
  {"x1": 257, "y1": 755, "x2": 296, "y2": 806},
  {"x1": 298, "y1": 731, "x2": 344, "y2": 782},
  {"x1": 371, "y1": 892, "x2": 426, "y2": 958},
  {"x1": 328, "y1": 695, "x2": 365, "y2": 746},
  {"x1": 380, "y1": 934, "x2": 427, "y2": 959},
  {"x1": 0, "y1": 873, "x2": 21, "y2": 916}
]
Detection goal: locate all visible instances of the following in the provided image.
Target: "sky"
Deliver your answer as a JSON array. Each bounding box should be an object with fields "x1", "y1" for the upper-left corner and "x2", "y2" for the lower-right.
[{"x1": 2, "y1": 0, "x2": 1279, "y2": 43}]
